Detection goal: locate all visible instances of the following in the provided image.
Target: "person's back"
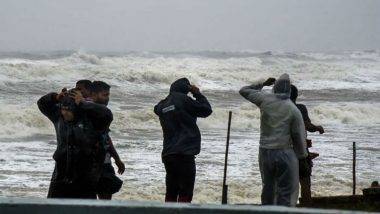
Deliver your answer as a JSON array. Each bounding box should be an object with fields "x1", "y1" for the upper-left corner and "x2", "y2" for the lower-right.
[
  {"x1": 259, "y1": 96, "x2": 303, "y2": 151},
  {"x1": 239, "y1": 74, "x2": 307, "y2": 207},
  {"x1": 154, "y1": 78, "x2": 212, "y2": 203},
  {"x1": 154, "y1": 78, "x2": 212, "y2": 157}
]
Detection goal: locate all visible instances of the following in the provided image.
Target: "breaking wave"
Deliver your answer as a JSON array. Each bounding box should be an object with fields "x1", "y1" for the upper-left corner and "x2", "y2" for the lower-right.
[{"x1": 0, "y1": 102, "x2": 378, "y2": 140}]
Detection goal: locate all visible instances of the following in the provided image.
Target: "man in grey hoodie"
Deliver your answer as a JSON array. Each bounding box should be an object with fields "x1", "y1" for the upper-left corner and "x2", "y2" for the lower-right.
[{"x1": 239, "y1": 74, "x2": 307, "y2": 207}]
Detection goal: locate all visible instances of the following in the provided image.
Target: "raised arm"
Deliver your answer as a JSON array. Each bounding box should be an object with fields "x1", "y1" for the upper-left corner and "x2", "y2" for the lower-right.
[
  {"x1": 37, "y1": 92, "x2": 60, "y2": 123},
  {"x1": 239, "y1": 78, "x2": 275, "y2": 107},
  {"x1": 71, "y1": 90, "x2": 113, "y2": 131},
  {"x1": 185, "y1": 85, "x2": 212, "y2": 118}
]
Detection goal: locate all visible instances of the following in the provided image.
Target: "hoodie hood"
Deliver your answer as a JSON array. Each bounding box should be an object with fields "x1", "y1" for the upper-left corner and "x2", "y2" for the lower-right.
[
  {"x1": 170, "y1": 78, "x2": 191, "y2": 94},
  {"x1": 273, "y1": 73, "x2": 291, "y2": 99}
]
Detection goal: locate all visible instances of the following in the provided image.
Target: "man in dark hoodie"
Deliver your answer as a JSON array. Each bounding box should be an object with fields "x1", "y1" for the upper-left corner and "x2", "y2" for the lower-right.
[
  {"x1": 37, "y1": 88, "x2": 113, "y2": 199},
  {"x1": 154, "y1": 78, "x2": 212, "y2": 203}
]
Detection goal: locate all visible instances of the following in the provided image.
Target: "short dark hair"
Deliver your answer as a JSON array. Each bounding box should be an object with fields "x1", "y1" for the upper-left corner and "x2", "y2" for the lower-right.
[
  {"x1": 290, "y1": 84, "x2": 298, "y2": 101},
  {"x1": 76, "y1": 80, "x2": 92, "y2": 89},
  {"x1": 91, "y1": 81, "x2": 111, "y2": 93}
]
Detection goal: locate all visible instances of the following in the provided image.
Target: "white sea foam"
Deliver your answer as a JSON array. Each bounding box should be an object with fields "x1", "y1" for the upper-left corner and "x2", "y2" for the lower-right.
[
  {"x1": 0, "y1": 51, "x2": 379, "y2": 91},
  {"x1": 0, "y1": 101, "x2": 379, "y2": 140}
]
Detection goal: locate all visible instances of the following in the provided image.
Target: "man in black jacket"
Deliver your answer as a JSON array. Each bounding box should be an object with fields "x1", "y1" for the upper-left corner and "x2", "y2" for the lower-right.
[
  {"x1": 154, "y1": 78, "x2": 212, "y2": 203},
  {"x1": 37, "y1": 88, "x2": 113, "y2": 199}
]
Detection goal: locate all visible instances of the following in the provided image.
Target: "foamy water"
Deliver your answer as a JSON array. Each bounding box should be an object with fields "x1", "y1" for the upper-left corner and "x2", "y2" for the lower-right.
[{"x1": 0, "y1": 50, "x2": 379, "y2": 203}]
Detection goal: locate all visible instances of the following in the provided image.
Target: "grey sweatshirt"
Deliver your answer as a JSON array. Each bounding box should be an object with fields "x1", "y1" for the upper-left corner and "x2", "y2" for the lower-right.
[{"x1": 239, "y1": 74, "x2": 307, "y2": 158}]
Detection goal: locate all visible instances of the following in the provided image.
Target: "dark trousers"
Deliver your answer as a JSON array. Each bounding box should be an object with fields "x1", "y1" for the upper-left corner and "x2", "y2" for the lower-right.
[
  {"x1": 300, "y1": 176, "x2": 312, "y2": 204},
  {"x1": 47, "y1": 181, "x2": 97, "y2": 199},
  {"x1": 163, "y1": 155, "x2": 196, "y2": 203},
  {"x1": 47, "y1": 163, "x2": 97, "y2": 199},
  {"x1": 299, "y1": 156, "x2": 313, "y2": 205}
]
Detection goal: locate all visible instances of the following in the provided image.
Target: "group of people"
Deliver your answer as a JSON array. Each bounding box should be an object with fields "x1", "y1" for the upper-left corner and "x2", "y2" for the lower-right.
[
  {"x1": 38, "y1": 73, "x2": 324, "y2": 207},
  {"x1": 38, "y1": 80, "x2": 124, "y2": 199}
]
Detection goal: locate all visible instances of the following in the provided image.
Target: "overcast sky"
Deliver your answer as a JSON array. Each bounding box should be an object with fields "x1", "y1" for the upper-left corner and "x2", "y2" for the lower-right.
[{"x1": 1, "y1": 0, "x2": 379, "y2": 52}]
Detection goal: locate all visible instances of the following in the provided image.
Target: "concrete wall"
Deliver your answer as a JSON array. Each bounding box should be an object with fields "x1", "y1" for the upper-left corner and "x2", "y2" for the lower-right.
[{"x1": 0, "y1": 197, "x2": 370, "y2": 214}]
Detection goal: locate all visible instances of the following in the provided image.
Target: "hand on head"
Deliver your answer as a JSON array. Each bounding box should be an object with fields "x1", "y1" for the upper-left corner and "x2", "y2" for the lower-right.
[
  {"x1": 263, "y1": 77, "x2": 276, "y2": 86},
  {"x1": 69, "y1": 90, "x2": 84, "y2": 105},
  {"x1": 56, "y1": 88, "x2": 67, "y2": 101},
  {"x1": 190, "y1": 85, "x2": 200, "y2": 94}
]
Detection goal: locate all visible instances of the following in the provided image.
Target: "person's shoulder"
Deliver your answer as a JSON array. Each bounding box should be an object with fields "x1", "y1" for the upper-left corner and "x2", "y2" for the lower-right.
[
  {"x1": 296, "y1": 103, "x2": 307, "y2": 110},
  {"x1": 156, "y1": 95, "x2": 171, "y2": 104},
  {"x1": 155, "y1": 95, "x2": 177, "y2": 111},
  {"x1": 169, "y1": 92, "x2": 192, "y2": 103},
  {"x1": 171, "y1": 91, "x2": 188, "y2": 98},
  {"x1": 288, "y1": 101, "x2": 303, "y2": 116},
  {"x1": 296, "y1": 103, "x2": 309, "y2": 114},
  {"x1": 154, "y1": 98, "x2": 165, "y2": 112},
  {"x1": 259, "y1": 92, "x2": 276, "y2": 103}
]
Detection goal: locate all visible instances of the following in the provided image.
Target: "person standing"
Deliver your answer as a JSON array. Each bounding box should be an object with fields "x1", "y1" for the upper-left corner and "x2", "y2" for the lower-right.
[
  {"x1": 89, "y1": 81, "x2": 125, "y2": 200},
  {"x1": 239, "y1": 74, "x2": 307, "y2": 207},
  {"x1": 154, "y1": 78, "x2": 212, "y2": 203},
  {"x1": 290, "y1": 84, "x2": 324, "y2": 205}
]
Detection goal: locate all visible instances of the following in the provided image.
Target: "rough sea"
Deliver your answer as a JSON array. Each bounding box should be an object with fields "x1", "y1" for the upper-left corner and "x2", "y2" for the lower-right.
[{"x1": 0, "y1": 50, "x2": 379, "y2": 204}]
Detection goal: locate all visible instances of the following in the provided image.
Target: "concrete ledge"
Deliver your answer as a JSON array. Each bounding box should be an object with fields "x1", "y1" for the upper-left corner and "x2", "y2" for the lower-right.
[
  {"x1": 0, "y1": 197, "x2": 370, "y2": 214},
  {"x1": 300, "y1": 195, "x2": 380, "y2": 212}
]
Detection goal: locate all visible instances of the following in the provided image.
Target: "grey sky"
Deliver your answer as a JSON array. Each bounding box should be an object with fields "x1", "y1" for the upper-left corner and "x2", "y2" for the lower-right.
[{"x1": 1, "y1": 0, "x2": 379, "y2": 52}]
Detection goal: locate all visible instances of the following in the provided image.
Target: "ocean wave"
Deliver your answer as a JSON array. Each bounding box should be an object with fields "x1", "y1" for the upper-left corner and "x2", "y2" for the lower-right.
[
  {"x1": 310, "y1": 103, "x2": 380, "y2": 124},
  {"x1": 0, "y1": 51, "x2": 379, "y2": 91},
  {"x1": 1, "y1": 102, "x2": 378, "y2": 140},
  {"x1": 0, "y1": 104, "x2": 54, "y2": 139}
]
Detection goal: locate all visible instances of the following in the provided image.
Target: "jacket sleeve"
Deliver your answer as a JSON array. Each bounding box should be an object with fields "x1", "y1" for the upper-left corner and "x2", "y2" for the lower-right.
[
  {"x1": 291, "y1": 108, "x2": 308, "y2": 159},
  {"x1": 297, "y1": 104, "x2": 311, "y2": 123},
  {"x1": 239, "y1": 81, "x2": 266, "y2": 107},
  {"x1": 154, "y1": 102, "x2": 161, "y2": 116},
  {"x1": 298, "y1": 104, "x2": 321, "y2": 133},
  {"x1": 185, "y1": 92, "x2": 212, "y2": 118},
  {"x1": 79, "y1": 101, "x2": 113, "y2": 130},
  {"x1": 37, "y1": 92, "x2": 60, "y2": 123}
]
